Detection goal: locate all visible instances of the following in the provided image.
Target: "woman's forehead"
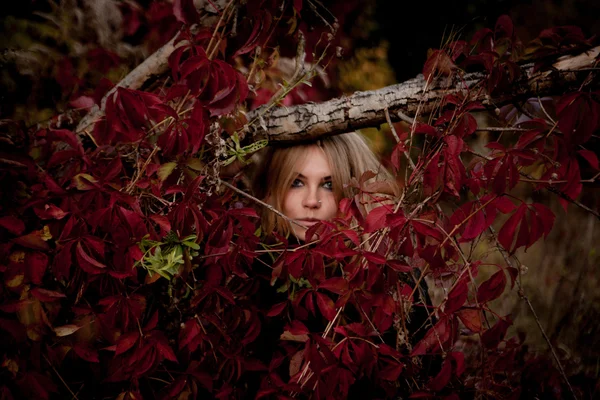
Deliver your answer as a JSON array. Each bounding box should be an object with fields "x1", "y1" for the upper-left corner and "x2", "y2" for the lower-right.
[{"x1": 292, "y1": 146, "x2": 332, "y2": 176}]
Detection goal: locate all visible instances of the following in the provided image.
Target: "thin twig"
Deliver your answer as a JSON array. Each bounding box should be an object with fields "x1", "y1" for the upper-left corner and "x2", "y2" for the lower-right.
[
  {"x1": 385, "y1": 107, "x2": 415, "y2": 170},
  {"x1": 538, "y1": 96, "x2": 557, "y2": 125},
  {"x1": 265, "y1": 31, "x2": 306, "y2": 109},
  {"x1": 220, "y1": 180, "x2": 306, "y2": 229},
  {"x1": 195, "y1": 315, "x2": 219, "y2": 363},
  {"x1": 206, "y1": 0, "x2": 234, "y2": 59},
  {"x1": 396, "y1": 110, "x2": 415, "y2": 124},
  {"x1": 43, "y1": 354, "x2": 80, "y2": 400},
  {"x1": 546, "y1": 185, "x2": 600, "y2": 220},
  {"x1": 488, "y1": 226, "x2": 577, "y2": 400},
  {"x1": 126, "y1": 146, "x2": 159, "y2": 194},
  {"x1": 474, "y1": 127, "x2": 529, "y2": 132}
]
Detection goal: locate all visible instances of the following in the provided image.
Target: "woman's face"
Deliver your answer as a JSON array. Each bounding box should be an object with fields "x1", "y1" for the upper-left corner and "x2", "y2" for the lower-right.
[{"x1": 282, "y1": 146, "x2": 338, "y2": 241}]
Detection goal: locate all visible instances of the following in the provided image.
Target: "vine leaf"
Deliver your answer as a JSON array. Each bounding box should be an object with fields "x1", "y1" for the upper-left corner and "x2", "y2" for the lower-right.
[
  {"x1": 477, "y1": 269, "x2": 507, "y2": 303},
  {"x1": 498, "y1": 203, "x2": 555, "y2": 253}
]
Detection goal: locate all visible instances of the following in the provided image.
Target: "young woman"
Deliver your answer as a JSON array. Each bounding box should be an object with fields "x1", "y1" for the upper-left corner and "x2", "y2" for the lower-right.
[
  {"x1": 247, "y1": 132, "x2": 433, "y2": 398},
  {"x1": 252, "y1": 131, "x2": 395, "y2": 241}
]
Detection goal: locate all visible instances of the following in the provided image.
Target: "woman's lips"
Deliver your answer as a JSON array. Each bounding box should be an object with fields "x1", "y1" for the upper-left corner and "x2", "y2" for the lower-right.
[{"x1": 297, "y1": 219, "x2": 320, "y2": 227}]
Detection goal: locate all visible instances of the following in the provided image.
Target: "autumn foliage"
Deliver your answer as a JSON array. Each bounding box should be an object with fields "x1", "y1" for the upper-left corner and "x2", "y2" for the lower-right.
[{"x1": 1, "y1": 1, "x2": 599, "y2": 399}]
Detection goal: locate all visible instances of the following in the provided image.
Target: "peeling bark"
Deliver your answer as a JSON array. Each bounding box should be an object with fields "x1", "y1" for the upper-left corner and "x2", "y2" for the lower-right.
[{"x1": 247, "y1": 46, "x2": 600, "y2": 144}]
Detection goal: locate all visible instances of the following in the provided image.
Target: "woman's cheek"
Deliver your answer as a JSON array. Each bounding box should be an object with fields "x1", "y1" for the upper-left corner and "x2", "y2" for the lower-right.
[
  {"x1": 282, "y1": 189, "x2": 301, "y2": 218},
  {"x1": 323, "y1": 192, "x2": 338, "y2": 219}
]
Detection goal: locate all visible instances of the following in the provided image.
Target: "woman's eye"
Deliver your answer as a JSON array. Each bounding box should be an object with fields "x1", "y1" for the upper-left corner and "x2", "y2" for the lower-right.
[
  {"x1": 322, "y1": 181, "x2": 333, "y2": 190},
  {"x1": 291, "y1": 179, "x2": 303, "y2": 188}
]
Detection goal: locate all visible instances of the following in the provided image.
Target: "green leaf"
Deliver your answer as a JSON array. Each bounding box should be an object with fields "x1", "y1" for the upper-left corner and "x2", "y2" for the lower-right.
[{"x1": 158, "y1": 162, "x2": 178, "y2": 181}]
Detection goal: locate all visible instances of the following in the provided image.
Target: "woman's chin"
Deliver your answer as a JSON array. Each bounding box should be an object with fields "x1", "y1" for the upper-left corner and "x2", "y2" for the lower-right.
[{"x1": 291, "y1": 226, "x2": 307, "y2": 242}]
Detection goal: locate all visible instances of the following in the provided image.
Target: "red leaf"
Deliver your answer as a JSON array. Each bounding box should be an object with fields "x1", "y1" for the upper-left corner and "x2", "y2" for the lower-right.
[
  {"x1": 493, "y1": 196, "x2": 516, "y2": 214},
  {"x1": 481, "y1": 317, "x2": 512, "y2": 348},
  {"x1": 558, "y1": 159, "x2": 582, "y2": 207},
  {"x1": 411, "y1": 318, "x2": 451, "y2": 356},
  {"x1": 156, "y1": 336, "x2": 178, "y2": 363},
  {"x1": 76, "y1": 242, "x2": 107, "y2": 274},
  {"x1": 47, "y1": 150, "x2": 80, "y2": 168},
  {"x1": 180, "y1": 55, "x2": 209, "y2": 80},
  {"x1": 0, "y1": 216, "x2": 25, "y2": 235},
  {"x1": 144, "y1": 310, "x2": 159, "y2": 331},
  {"x1": 363, "y1": 251, "x2": 387, "y2": 265},
  {"x1": 578, "y1": 149, "x2": 599, "y2": 170},
  {"x1": 189, "y1": 369, "x2": 213, "y2": 392},
  {"x1": 409, "y1": 391, "x2": 436, "y2": 398},
  {"x1": 316, "y1": 292, "x2": 337, "y2": 321},
  {"x1": 411, "y1": 220, "x2": 443, "y2": 241},
  {"x1": 386, "y1": 259, "x2": 411, "y2": 272},
  {"x1": 293, "y1": 0, "x2": 303, "y2": 12},
  {"x1": 49, "y1": 129, "x2": 83, "y2": 153},
  {"x1": 414, "y1": 123, "x2": 439, "y2": 136},
  {"x1": 506, "y1": 266, "x2": 518, "y2": 288},
  {"x1": 429, "y1": 358, "x2": 452, "y2": 391},
  {"x1": 34, "y1": 204, "x2": 68, "y2": 220},
  {"x1": 233, "y1": 12, "x2": 272, "y2": 58},
  {"x1": 266, "y1": 301, "x2": 288, "y2": 317},
  {"x1": 287, "y1": 320, "x2": 309, "y2": 335},
  {"x1": 178, "y1": 319, "x2": 201, "y2": 351},
  {"x1": 103, "y1": 157, "x2": 124, "y2": 182},
  {"x1": 423, "y1": 50, "x2": 456, "y2": 80},
  {"x1": 451, "y1": 114, "x2": 477, "y2": 137},
  {"x1": 477, "y1": 269, "x2": 507, "y2": 303},
  {"x1": 25, "y1": 252, "x2": 48, "y2": 285},
  {"x1": 13, "y1": 230, "x2": 50, "y2": 251},
  {"x1": 449, "y1": 351, "x2": 465, "y2": 376},
  {"x1": 378, "y1": 361, "x2": 403, "y2": 381},
  {"x1": 116, "y1": 87, "x2": 149, "y2": 131},
  {"x1": 0, "y1": 300, "x2": 34, "y2": 313},
  {"x1": 30, "y1": 288, "x2": 66, "y2": 302},
  {"x1": 318, "y1": 277, "x2": 348, "y2": 294},
  {"x1": 557, "y1": 92, "x2": 599, "y2": 146},
  {"x1": 73, "y1": 343, "x2": 100, "y2": 363},
  {"x1": 115, "y1": 331, "x2": 139, "y2": 356},
  {"x1": 340, "y1": 228, "x2": 360, "y2": 246},
  {"x1": 423, "y1": 152, "x2": 443, "y2": 195},
  {"x1": 457, "y1": 308, "x2": 482, "y2": 332},
  {"x1": 531, "y1": 203, "x2": 555, "y2": 239},
  {"x1": 495, "y1": 15, "x2": 514, "y2": 39},
  {"x1": 498, "y1": 204, "x2": 527, "y2": 253},
  {"x1": 390, "y1": 142, "x2": 407, "y2": 173},
  {"x1": 173, "y1": 0, "x2": 199, "y2": 24},
  {"x1": 305, "y1": 292, "x2": 316, "y2": 316},
  {"x1": 444, "y1": 280, "x2": 468, "y2": 314},
  {"x1": 364, "y1": 205, "x2": 392, "y2": 233},
  {"x1": 450, "y1": 202, "x2": 491, "y2": 242},
  {"x1": 150, "y1": 215, "x2": 171, "y2": 234}
]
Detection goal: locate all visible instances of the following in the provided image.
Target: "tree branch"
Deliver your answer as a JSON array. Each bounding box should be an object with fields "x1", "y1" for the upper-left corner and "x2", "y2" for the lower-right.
[
  {"x1": 247, "y1": 46, "x2": 600, "y2": 143},
  {"x1": 74, "y1": 0, "x2": 229, "y2": 135}
]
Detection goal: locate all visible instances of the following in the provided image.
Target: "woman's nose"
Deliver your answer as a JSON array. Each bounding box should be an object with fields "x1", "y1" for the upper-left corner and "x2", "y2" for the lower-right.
[{"x1": 302, "y1": 187, "x2": 321, "y2": 209}]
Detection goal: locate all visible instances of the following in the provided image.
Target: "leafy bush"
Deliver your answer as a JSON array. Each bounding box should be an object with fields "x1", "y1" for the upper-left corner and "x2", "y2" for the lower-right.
[{"x1": 1, "y1": 1, "x2": 599, "y2": 399}]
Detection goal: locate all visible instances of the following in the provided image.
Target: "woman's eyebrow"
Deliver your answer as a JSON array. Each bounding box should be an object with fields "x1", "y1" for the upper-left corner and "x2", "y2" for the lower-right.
[{"x1": 294, "y1": 173, "x2": 332, "y2": 180}]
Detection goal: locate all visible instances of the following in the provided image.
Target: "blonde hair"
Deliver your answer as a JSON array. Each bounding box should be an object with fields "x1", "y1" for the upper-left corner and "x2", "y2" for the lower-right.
[{"x1": 252, "y1": 132, "x2": 395, "y2": 237}]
